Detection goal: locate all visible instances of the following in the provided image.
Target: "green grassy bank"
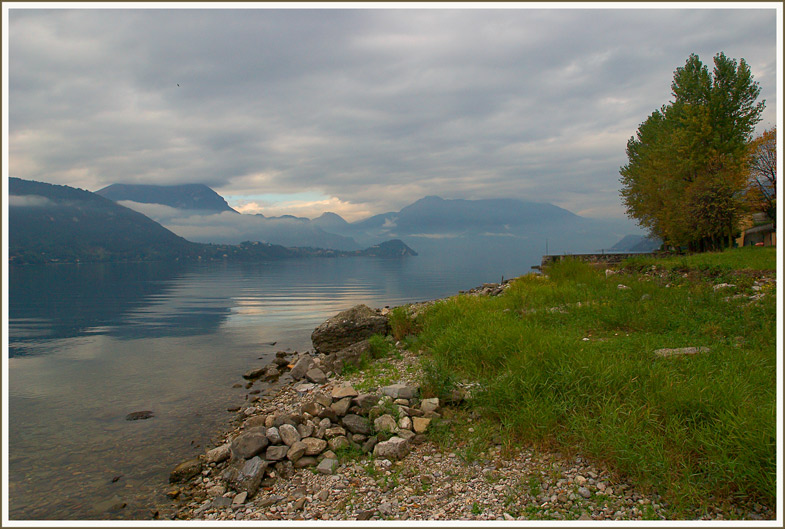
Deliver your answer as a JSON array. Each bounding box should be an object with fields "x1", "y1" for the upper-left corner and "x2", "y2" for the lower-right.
[{"x1": 395, "y1": 247, "x2": 777, "y2": 516}]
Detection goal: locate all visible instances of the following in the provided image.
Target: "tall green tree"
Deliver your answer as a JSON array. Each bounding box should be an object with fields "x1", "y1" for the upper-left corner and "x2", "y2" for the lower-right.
[{"x1": 620, "y1": 53, "x2": 765, "y2": 251}]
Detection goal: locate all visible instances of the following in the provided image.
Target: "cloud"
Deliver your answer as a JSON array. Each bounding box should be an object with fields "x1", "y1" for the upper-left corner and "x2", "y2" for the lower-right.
[
  {"x1": 232, "y1": 195, "x2": 374, "y2": 222},
  {"x1": 7, "y1": 7, "x2": 778, "y2": 222},
  {"x1": 9, "y1": 194, "x2": 53, "y2": 207}
]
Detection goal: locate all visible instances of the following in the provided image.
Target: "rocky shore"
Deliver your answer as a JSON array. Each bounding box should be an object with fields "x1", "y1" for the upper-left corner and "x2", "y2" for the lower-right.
[{"x1": 155, "y1": 279, "x2": 773, "y2": 522}]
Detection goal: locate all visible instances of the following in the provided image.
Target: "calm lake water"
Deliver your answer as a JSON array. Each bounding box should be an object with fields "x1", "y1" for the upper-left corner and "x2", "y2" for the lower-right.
[{"x1": 7, "y1": 243, "x2": 543, "y2": 520}]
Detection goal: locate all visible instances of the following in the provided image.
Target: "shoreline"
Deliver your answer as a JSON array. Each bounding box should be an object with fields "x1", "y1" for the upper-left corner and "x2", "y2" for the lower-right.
[{"x1": 155, "y1": 276, "x2": 774, "y2": 522}]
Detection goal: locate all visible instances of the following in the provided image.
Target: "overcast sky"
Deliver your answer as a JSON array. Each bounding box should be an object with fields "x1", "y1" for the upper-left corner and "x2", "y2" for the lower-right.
[{"x1": 6, "y1": 4, "x2": 779, "y2": 221}]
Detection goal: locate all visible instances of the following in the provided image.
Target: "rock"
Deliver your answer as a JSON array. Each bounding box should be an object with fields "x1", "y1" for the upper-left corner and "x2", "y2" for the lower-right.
[
  {"x1": 342, "y1": 414, "x2": 372, "y2": 435},
  {"x1": 713, "y1": 283, "x2": 736, "y2": 291},
  {"x1": 311, "y1": 304, "x2": 389, "y2": 354},
  {"x1": 294, "y1": 456, "x2": 318, "y2": 469},
  {"x1": 325, "y1": 425, "x2": 347, "y2": 439},
  {"x1": 259, "y1": 495, "x2": 284, "y2": 507},
  {"x1": 400, "y1": 405, "x2": 423, "y2": 417},
  {"x1": 293, "y1": 381, "x2": 316, "y2": 393},
  {"x1": 578, "y1": 487, "x2": 592, "y2": 499},
  {"x1": 231, "y1": 432, "x2": 269, "y2": 460},
  {"x1": 93, "y1": 494, "x2": 126, "y2": 513},
  {"x1": 212, "y1": 496, "x2": 233, "y2": 509},
  {"x1": 263, "y1": 365, "x2": 280, "y2": 380},
  {"x1": 243, "y1": 367, "x2": 266, "y2": 380},
  {"x1": 313, "y1": 392, "x2": 332, "y2": 407},
  {"x1": 299, "y1": 421, "x2": 317, "y2": 438},
  {"x1": 302, "y1": 437, "x2": 328, "y2": 456},
  {"x1": 374, "y1": 414, "x2": 399, "y2": 434},
  {"x1": 165, "y1": 486, "x2": 180, "y2": 499},
  {"x1": 287, "y1": 441, "x2": 308, "y2": 462},
  {"x1": 331, "y1": 397, "x2": 353, "y2": 417},
  {"x1": 315, "y1": 418, "x2": 331, "y2": 438},
  {"x1": 316, "y1": 489, "x2": 330, "y2": 501},
  {"x1": 231, "y1": 456, "x2": 267, "y2": 499},
  {"x1": 243, "y1": 415, "x2": 267, "y2": 429},
  {"x1": 279, "y1": 423, "x2": 301, "y2": 446},
  {"x1": 305, "y1": 367, "x2": 328, "y2": 384},
  {"x1": 378, "y1": 500, "x2": 398, "y2": 516},
  {"x1": 289, "y1": 357, "x2": 313, "y2": 380},
  {"x1": 125, "y1": 410, "x2": 154, "y2": 421},
  {"x1": 232, "y1": 491, "x2": 248, "y2": 505},
  {"x1": 318, "y1": 407, "x2": 339, "y2": 422},
  {"x1": 373, "y1": 436, "x2": 410, "y2": 460},
  {"x1": 354, "y1": 393, "x2": 381, "y2": 411},
  {"x1": 397, "y1": 429, "x2": 415, "y2": 441},
  {"x1": 331, "y1": 384, "x2": 359, "y2": 400},
  {"x1": 398, "y1": 416, "x2": 412, "y2": 430},
  {"x1": 169, "y1": 458, "x2": 202, "y2": 483},
  {"x1": 420, "y1": 397, "x2": 440, "y2": 414},
  {"x1": 207, "y1": 484, "x2": 226, "y2": 497},
  {"x1": 361, "y1": 435, "x2": 378, "y2": 453},
  {"x1": 265, "y1": 426, "x2": 281, "y2": 445},
  {"x1": 301, "y1": 401, "x2": 324, "y2": 416},
  {"x1": 654, "y1": 346, "x2": 710, "y2": 358},
  {"x1": 227, "y1": 405, "x2": 241, "y2": 412},
  {"x1": 357, "y1": 509, "x2": 374, "y2": 520},
  {"x1": 381, "y1": 384, "x2": 418, "y2": 400},
  {"x1": 328, "y1": 436, "x2": 350, "y2": 451},
  {"x1": 323, "y1": 339, "x2": 371, "y2": 373},
  {"x1": 206, "y1": 443, "x2": 231, "y2": 464},
  {"x1": 317, "y1": 458, "x2": 339, "y2": 475},
  {"x1": 265, "y1": 445, "x2": 289, "y2": 461},
  {"x1": 412, "y1": 417, "x2": 431, "y2": 434}
]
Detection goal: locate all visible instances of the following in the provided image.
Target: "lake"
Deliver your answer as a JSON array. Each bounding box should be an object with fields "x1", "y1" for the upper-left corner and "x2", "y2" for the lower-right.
[{"x1": 6, "y1": 242, "x2": 544, "y2": 520}]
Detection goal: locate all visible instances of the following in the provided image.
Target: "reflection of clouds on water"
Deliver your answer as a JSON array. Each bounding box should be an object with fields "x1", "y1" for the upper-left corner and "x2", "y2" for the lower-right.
[{"x1": 9, "y1": 255, "x2": 516, "y2": 519}]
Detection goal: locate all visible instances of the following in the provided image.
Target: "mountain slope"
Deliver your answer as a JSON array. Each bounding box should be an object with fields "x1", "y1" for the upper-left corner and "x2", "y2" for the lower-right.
[
  {"x1": 96, "y1": 183, "x2": 238, "y2": 213},
  {"x1": 9, "y1": 178, "x2": 200, "y2": 263}
]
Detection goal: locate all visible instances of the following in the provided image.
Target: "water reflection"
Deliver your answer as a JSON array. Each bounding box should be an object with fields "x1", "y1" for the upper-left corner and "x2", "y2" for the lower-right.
[{"x1": 7, "y1": 251, "x2": 538, "y2": 520}]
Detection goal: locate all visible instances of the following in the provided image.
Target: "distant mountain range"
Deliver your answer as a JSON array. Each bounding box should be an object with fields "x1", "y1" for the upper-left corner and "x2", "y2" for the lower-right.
[
  {"x1": 8, "y1": 178, "x2": 416, "y2": 264},
  {"x1": 95, "y1": 183, "x2": 638, "y2": 251},
  {"x1": 10, "y1": 178, "x2": 646, "y2": 264}
]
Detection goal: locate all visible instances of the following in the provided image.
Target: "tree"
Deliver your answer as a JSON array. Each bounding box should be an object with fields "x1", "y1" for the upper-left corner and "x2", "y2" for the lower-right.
[
  {"x1": 746, "y1": 127, "x2": 776, "y2": 226},
  {"x1": 620, "y1": 53, "x2": 765, "y2": 251}
]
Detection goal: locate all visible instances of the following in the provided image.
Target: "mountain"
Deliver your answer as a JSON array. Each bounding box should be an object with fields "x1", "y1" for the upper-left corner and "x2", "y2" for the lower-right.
[
  {"x1": 97, "y1": 183, "x2": 360, "y2": 251},
  {"x1": 347, "y1": 195, "x2": 579, "y2": 240},
  {"x1": 9, "y1": 178, "x2": 200, "y2": 264},
  {"x1": 9, "y1": 178, "x2": 414, "y2": 264},
  {"x1": 336, "y1": 196, "x2": 580, "y2": 243},
  {"x1": 96, "y1": 183, "x2": 238, "y2": 213},
  {"x1": 311, "y1": 212, "x2": 351, "y2": 232},
  {"x1": 356, "y1": 239, "x2": 418, "y2": 257},
  {"x1": 609, "y1": 234, "x2": 662, "y2": 252}
]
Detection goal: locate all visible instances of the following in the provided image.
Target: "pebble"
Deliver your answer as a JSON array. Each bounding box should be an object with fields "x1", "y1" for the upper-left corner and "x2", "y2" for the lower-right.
[{"x1": 170, "y1": 316, "x2": 774, "y2": 522}]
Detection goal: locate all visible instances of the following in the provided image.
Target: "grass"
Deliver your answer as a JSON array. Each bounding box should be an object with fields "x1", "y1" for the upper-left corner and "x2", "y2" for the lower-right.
[
  {"x1": 624, "y1": 245, "x2": 776, "y2": 271},
  {"x1": 410, "y1": 248, "x2": 776, "y2": 515}
]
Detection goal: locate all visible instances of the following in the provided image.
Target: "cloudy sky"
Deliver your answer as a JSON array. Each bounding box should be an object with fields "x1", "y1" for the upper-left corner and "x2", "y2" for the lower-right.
[{"x1": 5, "y1": 4, "x2": 779, "y2": 222}]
